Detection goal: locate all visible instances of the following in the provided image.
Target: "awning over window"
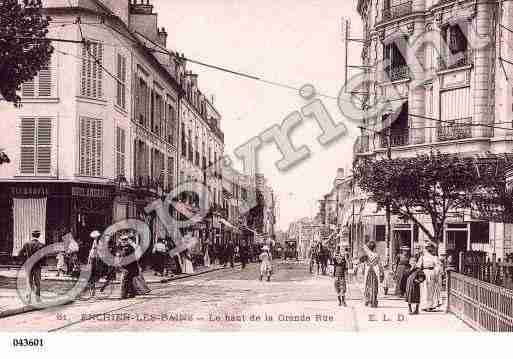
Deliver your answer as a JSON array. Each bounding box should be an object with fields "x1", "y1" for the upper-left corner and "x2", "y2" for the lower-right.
[{"x1": 219, "y1": 218, "x2": 237, "y2": 230}]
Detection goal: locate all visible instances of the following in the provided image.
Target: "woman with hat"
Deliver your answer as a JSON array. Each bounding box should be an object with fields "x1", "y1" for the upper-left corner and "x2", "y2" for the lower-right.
[
  {"x1": 394, "y1": 246, "x2": 411, "y2": 297},
  {"x1": 118, "y1": 233, "x2": 141, "y2": 299},
  {"x1": 417, "y1": 242, "x2": 442, "y2": 311},
  {"x1": 259, "y1": 245, "x2": 273, "y2": 281},
  {"x1": 360, "y1": 241, "x2": 384, "y2": 308},
  {"x1": 86, "y1": 230, "x2": 102, "y2": 297}
]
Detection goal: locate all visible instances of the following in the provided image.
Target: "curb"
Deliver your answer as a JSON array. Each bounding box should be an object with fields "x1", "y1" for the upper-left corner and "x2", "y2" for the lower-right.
[
  {"x1": 0, "y1": 264, "x2": 241, "y2": 320},
  {"x1": 0, "y1": 300, "x2": 74, "y2": 320}
]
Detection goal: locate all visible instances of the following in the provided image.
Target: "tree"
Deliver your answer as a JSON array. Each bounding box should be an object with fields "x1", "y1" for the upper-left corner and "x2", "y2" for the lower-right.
[
  {"x1": 0, "y1": 0, "x2": 53, "y2": 106},
  {"x1": 0, "y1": 150, "x2": 9, "y2": 164},
  {"x1": 353, "y1": 151, "x2": 512, "y2": 244}
]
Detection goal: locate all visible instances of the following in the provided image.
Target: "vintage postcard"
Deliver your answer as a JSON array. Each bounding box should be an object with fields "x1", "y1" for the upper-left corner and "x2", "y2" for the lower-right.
[{"x1": 1, "y1": 1, "x2": 513, "y2": 348}]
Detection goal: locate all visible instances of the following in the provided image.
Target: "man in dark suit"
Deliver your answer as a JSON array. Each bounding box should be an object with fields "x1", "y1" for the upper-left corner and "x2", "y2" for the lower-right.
[
  {"x1": 239, "y1": 240, "x2": 249, "y2": 270},
  {"x1": 18, "y1": 230, "x2": 45, "y2": 303},
  {"x1": 225, "y1": 240, "x2": 235, "y2": 268}
]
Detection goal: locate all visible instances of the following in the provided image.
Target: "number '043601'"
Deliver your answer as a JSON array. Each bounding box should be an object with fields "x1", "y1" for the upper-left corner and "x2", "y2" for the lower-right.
[{"x1": 12, "y1": 338, "x2": 44, "y2": 347}]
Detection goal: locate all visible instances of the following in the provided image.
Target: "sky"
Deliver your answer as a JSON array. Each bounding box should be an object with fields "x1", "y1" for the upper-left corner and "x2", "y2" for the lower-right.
[{"x1": 153, "y1": 0, "x2": 363, "y2": 231}]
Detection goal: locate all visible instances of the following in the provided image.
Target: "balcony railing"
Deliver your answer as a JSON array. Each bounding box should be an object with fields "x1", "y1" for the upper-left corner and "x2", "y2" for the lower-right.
[
  {"x1": 385, "y1": 64, "x2": 410, "y2": 82},
  {"x1": 436, "y1": 118, "x2": 472, "y2": 141},
  {"x1": 382, "y1": 1, "x2": 412, "y2": 22},
  {"x1": 379, "y1": 128, "x2": 424, "y2": 148},
  {"x1": 438, "y1": 49, "x2": 473, "y2": 71}
]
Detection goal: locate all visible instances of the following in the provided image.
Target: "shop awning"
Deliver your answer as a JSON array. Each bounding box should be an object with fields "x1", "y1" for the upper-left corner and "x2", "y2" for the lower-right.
[{"x1": 219, "y1": 218, "x2": 237, "y2": 230}]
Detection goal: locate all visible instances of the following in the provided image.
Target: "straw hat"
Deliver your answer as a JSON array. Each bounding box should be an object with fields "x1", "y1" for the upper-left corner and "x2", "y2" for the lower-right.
[{"x1": 90, "y1": 230, "x2": 101, "y2": 239}]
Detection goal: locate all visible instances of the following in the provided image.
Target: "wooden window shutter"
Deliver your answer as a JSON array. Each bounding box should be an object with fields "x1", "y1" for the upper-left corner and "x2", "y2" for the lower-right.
[
  {"x1": 116, "y1": 127, "x2": 126, "y2": 177},
  {"x1": 81, "y1": 42, "x2": 103, "y2": 98},
  {"x1": 20, "y1": 118, "x2": 36, "y2": 174},
  {"x1": 79, "y1": 117, "x2": 103, "y2": 177},
  {"x1": 22, "y1": 78, "x2": 35, "y2": 98},
  {"x1": 36, "y1": 118, "x2": 52, "y2": 174},
  {"x1": 38, "y1": 60, "x2": 52, "y2": 97}
]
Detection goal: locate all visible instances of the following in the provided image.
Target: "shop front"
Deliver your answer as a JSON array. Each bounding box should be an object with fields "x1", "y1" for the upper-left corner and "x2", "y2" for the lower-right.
[{"x1": 0, "y1": 182, "x2": 114, "y2": 264}]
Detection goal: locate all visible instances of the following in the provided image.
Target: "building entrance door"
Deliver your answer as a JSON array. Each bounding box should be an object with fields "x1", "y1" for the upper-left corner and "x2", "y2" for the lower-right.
[{"x1": 446, "y1": 229, "x2": 468, "y2": 270}]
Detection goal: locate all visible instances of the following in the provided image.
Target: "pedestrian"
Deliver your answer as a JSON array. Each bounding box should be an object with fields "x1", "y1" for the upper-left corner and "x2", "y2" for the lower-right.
[
  {"x1": 418, "y1": 242, "x2": 442, "y2": 311},
  {"x1": 87, "y1": 230, "x2": 103, "y2": 297},
  {"x1": 152, "y1": 238, "x2": 167, "y2": 276},
  {"x1": 394, "y1": 246, "x2": 411, "y2": 297},
  {"x1": 405, "y1": 266, "x2": 426, "y2": 315},
  {"x1": 204, "y1": 243, "x2": 211, "y2": 268},
  {"x1": 225, "y1": 240, "x2": 235, "y2": 268},
  {"x1": 118, "y1": 234, "x2": 141, "y2": 299},
  {"x1": 182, "y1": 248, "x2": 194, "y2": 274},
  {"x1": 18, "y1": 229, "x2": 45, "y2": 303},
  {"x1": 56, "y1": 249, "x2": 66, "y2": 277},
  {"x1": 332, "y1": 247, "x2": 348, "y2": 307},
  {"x1": 239, "y1": 240, "x2": 249, "y2": 270},
  {"x1": 360, "y1": 241, "x2": 384, "y2": 308},
  {"x1": 259, "y1": 245, "x2": 273, "y2": 281}
]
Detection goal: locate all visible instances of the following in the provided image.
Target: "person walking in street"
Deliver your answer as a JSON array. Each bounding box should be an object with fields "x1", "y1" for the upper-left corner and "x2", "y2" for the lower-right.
[
  {"x1": 86, "y1": 230, "x2": 103, "y2": 297},
  {"x1": 182, "y1": 248, "x2": 194, "y2": 274},
  {"x1": 204, "y1": 242, "x2": 211, "y2": 268},
  {"x1": 18, "y1": 230, "x2": 45, "y2": 303},
  {"x1": 152, "y1": 238, "x2": 167, "y2": 276},
  {"x1": 56, "y1": 249, "x2": 66, "y2": 277},
  {"x1": 394, "y1": 246, "x2": 411, "y2": 297},
  {"x1": 418, "y1": 242, "x2": 442, "y2": 311},
  {"x1": 119, "y1": 234, "x2": 141, "y2": 299},
  {"x1": 405, "y1": 265, "x2": 426, "y2": 315},
  {"x1": 360, "y1": 241, "x2": 384, "y2": 308},
  {"x1": 332, "y1": 246, "x2": 348, "y2": 307},
  {"x1": 239, "y1": 240, "x2": 249, "y2": 270},
  {"x1": 225, "y1": 240, "x2": 235, "y2": 268},
  {"x1": 259, "y1": 245, "x2": 273, "y2": 281}
]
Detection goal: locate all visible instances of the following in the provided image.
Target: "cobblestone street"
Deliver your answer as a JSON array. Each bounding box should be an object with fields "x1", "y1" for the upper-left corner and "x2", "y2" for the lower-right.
[{"x1": 0, "y1": 261, "x2": 471, "y2": 332}]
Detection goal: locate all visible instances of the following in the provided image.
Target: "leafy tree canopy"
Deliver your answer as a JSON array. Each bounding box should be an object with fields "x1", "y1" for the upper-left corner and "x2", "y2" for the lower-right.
[
  {"x1": 353, "y1": 151, "x2": 513, "y2": 243},
  {"x1": 0, "y1": 0, "x2": 53, "y2": 106}
]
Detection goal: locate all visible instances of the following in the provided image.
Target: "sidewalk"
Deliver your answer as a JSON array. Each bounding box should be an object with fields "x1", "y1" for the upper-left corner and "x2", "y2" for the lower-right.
[{"x1": 0, "y1": 264, "x2": 236, "y2": 319}]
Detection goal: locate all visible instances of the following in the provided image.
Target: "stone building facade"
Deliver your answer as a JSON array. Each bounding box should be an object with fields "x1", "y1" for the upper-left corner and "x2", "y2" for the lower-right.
[{"x1": 354, "y1": 0, "x2": 513, "y2": 261}]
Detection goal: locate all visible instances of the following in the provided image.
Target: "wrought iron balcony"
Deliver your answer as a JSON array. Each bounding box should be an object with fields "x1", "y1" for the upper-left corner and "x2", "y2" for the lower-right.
[
  {"x1": 379, "y1": 128, "x2": 424, "y2": 148},
  {"x1": 384, "y1": 64, "x2": 410, "y2": 82},
  {"x1": 436, "y1": 118, "x2": 472, "y2": 141},
  {"x1": 438, "y1": 49, "x2": 473, "y2": 71},
  {"x1": 383, "y1": 1, "x2": 412, "y2": 22}
]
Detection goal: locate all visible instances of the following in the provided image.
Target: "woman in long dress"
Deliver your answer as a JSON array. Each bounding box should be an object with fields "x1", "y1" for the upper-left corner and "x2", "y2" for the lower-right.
[
  {"x1": 183, "y1": 249, "x2": 194, "y2": 274},
  {"x1": 204, "y1": 245, "x2": 211, "y2": 267},
  {"x1": 418, "y1": 243, "x2": 442, "y2": 311},
  {"x1": 361, "y1": 241, "x2": 384, "y2": 308}
]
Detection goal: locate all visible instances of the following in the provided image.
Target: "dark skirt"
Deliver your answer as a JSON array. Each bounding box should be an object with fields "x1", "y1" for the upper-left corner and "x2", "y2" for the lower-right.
[
  {"x1": 405, "y1": 271, "x2": 421, "y2": 304},
  {"x1": 364, "y1": 270, "x2": 379, "y2": 307},
  {"x1": 395, "y1": 264, "x2": 411, "y2": 296}
]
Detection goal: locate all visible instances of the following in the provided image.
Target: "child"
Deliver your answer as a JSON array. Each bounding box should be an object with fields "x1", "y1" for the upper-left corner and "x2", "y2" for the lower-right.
[
  {"x1": 259, "y1": 246, "x2": 273, "y2": 281},
  {"x1": 56, "y1": 250, "x2": 66, "y2": 277},
  {"x1": 382, "y1": 264, "x2": 394, "y2": 296},
  {"x1": 405, "y1": 267, "x2": 426, "y2": 315}
]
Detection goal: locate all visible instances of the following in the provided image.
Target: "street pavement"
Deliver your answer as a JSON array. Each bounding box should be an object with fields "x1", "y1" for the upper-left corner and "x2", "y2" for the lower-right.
[{"x1": 0, "y1": 261, "x2": 471, "y2": 332}]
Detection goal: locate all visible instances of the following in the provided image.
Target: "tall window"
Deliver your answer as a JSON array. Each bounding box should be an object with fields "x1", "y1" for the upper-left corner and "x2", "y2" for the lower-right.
[
  {"x1": 166, "y1": 98, "x2": 176, "y2": 145},
  {"x1": 81, "y1": 41, "x2": 103, "y2": 99},
  {"x1": 19, "y1": 117, "x2": 52, "y2": 175},
  {"x1": 181, "y1": 126, "x2": 187, "y2": 157},
  {"x1": 79, "y1": 117, "x2": 103, "y2": 177},
  {"x1": 167, "y1": 156, "x2": 174, "y2": 191},
  {"x1": 116, "y1": 127, "x2": 126, "y2": 177},
  {"x1": 384, "y1": 38, "x2": 408, "y2": 81},
  {"x1": 136, "y1": 77, "x2": 149, "y2": 127},
  {"x1": 22, "y1": 59, "x2": 52, "y2": 98},
  {"x1": 116, "y1": 54, "x2": 127, "y2": 109}
]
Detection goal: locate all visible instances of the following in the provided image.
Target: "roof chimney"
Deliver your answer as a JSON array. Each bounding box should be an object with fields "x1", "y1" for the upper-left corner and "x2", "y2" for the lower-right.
[
  {"x1": 158, "y1": 27, "x2": 168, "y2": 47},
  {"x1": 130, "y1": 0, "x2": 154, "y2": 15}
]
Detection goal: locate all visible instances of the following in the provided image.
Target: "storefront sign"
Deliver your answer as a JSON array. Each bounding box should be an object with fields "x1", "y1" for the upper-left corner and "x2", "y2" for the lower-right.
[
  {"x1": 11, "y1": 186, "x2": 48, "y2": 198},
  {"x1": 72, "y1": 186, "x2": 112, "y2": 199}
]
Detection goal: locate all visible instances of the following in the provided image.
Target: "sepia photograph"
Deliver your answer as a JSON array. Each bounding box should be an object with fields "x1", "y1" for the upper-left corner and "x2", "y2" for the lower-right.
[{"x1": 1, "y1": 1, "x2": 513, "y2": 353}]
